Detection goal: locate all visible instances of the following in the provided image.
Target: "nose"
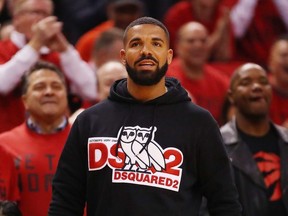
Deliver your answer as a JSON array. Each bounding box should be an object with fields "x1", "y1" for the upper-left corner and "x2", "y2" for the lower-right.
[
  {"x1": 140, "y1": 44, "x2": 151, "y2": 56},
  {"x1": 251, "y1": 82, "x2": 263, "y2": 91},
  {"x1": 44, "y1": 86, "x2": 54, "y2": 95}
]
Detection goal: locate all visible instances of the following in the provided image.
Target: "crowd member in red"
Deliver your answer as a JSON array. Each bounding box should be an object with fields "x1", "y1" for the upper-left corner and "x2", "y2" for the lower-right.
[
  {"x1": 76, "y1": 0, "x2": 144, "y2": 63},
  {"x1": 0, "y1": 61, "x2": 71, "y2": 216},
  {"x1": 0, "y1": 147, "x2": 19, "y2": 202},
  {"x1": 167, "y1": 21, "x2": 229, "y2": 125},
  {"x1": 268, "y1": 36, "x2": 288, "y2": 128},
  {"x1": 163, "y1": 0, "x2": 235, "y2": 62},
  {"x1": 90, "y1": 27, "x2": 124, "y2": 72},
  {"x1": 230, "y1": 0, "x2": 288, "y2": 68},
  {"x1": 221, "y1": 63, "x2": 288, "y2": 216},
  {"x1": 69, "y1": 61, "x2": 128, "y2": 124},
  {"x1": 0, "y1": 0, "x2": 97, "y2": 133}
]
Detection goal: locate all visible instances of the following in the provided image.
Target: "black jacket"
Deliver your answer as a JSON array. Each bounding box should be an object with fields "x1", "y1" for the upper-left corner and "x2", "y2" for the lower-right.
[
  {"x1": 221, "y1": 118, "x2": 288, "y2": 216},
  {"x1": 49, "y1": 77, "x2": 241, "y2": 216}
]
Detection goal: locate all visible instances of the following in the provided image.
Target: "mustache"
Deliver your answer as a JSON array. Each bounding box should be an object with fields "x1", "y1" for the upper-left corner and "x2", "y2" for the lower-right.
[{"x1": 135, "y1": 55, "x2": 159, "y2": 65}]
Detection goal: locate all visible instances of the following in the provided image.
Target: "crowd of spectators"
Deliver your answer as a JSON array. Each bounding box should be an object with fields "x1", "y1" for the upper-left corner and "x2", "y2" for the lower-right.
[{"x1": 0, "y1": 0, "x2": 288, "y2": 215}]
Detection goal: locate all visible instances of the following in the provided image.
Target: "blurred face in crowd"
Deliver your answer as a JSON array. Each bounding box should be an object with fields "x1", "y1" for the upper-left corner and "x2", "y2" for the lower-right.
[
  {"x1": 228, "y1": 63, "x2": 272, "y2": 120},
  {"x1": 269, "y1": 39, "x2": 288, "y2": 87},
  {"x1": 97, "y1": 61, "x2": 127, "y2": 101},
  {"x1": 191, "y1": 0, "x2": 219, "y2": 9},
  {"x1": 13, "y1": 0, "x2": 53, "y2": 39},
  {"x1": 108, "y1": 3, "x2": 143, "y2": 30},
  {"x1": 93, "y1": 39, "x2": 123, "y2": 68},
  {"x1": 121, "y1": 24, "x2": 173, "y2": 86},
  {"x1": 22, "y1": 69, "x2": 68, "y2": 124},
  {"x1": 176, "y1": 22, "x2": 209, "y2": 68}
]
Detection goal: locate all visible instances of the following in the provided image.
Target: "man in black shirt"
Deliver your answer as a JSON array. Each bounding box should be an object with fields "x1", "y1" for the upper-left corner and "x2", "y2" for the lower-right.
[{"x1": 221, "y1": 63, "x2": 288, "y2": 216}]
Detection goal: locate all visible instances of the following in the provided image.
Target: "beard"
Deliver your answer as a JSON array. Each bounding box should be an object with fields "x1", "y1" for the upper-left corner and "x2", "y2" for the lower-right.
[{"x1": 126, "y1": 57, "x2": 168, "y2": 86}]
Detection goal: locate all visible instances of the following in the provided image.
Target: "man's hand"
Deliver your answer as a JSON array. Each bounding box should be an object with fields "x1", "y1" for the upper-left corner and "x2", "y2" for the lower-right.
[
  {"x1": 46, "y1": 32, "x2": 69, "y2": 53},
  {"x1": 29, "y1": 16, "x2": 63, "y2": 51}
]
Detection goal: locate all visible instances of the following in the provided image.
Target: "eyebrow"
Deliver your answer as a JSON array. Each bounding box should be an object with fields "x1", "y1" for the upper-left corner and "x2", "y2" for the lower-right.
[{"x1": 128, "y1": 37, "x2": 165, "y2": 44}]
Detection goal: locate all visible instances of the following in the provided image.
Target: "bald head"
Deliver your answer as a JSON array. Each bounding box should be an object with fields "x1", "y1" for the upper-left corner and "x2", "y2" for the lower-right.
[
  {"x1": 229, "y1": 63, "x2": 267, "y2": 90},
  {"x1": 177, "y1": 22, "x2": 208, "y2": 41},
  {"x1": 97, "y1": 61, "x2": 127, "y2": 101},
  {"x1": 176, "y1": 21, "x2": 209, "y2": 68}
]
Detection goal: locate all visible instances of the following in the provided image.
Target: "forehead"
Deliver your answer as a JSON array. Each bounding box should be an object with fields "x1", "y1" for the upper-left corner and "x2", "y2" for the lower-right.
[
  {"x1": 99, "y1": 67, "x2": 126, "y2": 79},
  {"x1": 272, "y1": 40, "x2": 288, "y2": 53},
  {"x1": 19, "y1": 0, "x2": 52, "y2": 10},
  {"x1": 125, "y1": 24, "x2": 168, "y2": 43},
  {"x1": 28, "y1": 69, "x2": 62, "y2": 83},
  {"x1": 179, "y1": 25, "x2": 207, "y2": 40},
  {"x1": 237, "y1": 66, "x2": 267, "y2": 80}
]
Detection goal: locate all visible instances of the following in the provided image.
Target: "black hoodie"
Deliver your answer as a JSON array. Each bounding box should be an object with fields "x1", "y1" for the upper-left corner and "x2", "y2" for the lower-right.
[{"x1": 49, "y1": 77, "x2": 241, "y2": 216}]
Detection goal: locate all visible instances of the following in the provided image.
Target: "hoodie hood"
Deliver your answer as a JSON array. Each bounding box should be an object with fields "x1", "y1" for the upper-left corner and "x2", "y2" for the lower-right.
[
  {"x1": 109, "y1": 77, "x2": 191, "y2": 157},
  {"x1": 108, "y1": 77, "x2": 191, "y2": 104}
]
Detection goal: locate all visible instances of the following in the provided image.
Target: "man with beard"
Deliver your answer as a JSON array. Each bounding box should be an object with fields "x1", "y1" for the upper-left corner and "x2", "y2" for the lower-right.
[
  {"x1": 49, "y1": 17, "x2": 241, "y2": 216},
  {"x1": 268, "y1": 36, "x2": 288, "y2": 128},
  {"x1": 221, "y1": 63, "x2": 288, "y2": 216}
]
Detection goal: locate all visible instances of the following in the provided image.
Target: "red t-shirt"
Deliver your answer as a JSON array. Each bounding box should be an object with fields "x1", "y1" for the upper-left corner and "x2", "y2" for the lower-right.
[
  {"x1": 167, "y1": 58, "x2": 229, "y2": 125},
  {"x1": 163, "y1": 0, "x2": 235, "y2": 55},
  {"x1": 269, "y1": 88, "x2": 288, "y2": 126},
  {"x1": 234, "y1": 0, "x2": 287, "y2": 67},
  {"x1": 0, "y1": 146, "x2": 20, "y2": 201},
  {"x1": 0, "y1": 123, "x2": 71, "y2": 216},
  {"x1": 0, "y1": 40, "x2": 61, "y2": 134}
]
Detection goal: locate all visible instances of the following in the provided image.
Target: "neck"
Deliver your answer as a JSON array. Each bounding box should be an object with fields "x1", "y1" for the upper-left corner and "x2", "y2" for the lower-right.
[
  {"x1": 236, "y1": 114, "x2": 270, "y2": 136},
  {"x1": 127, "y1": 78, "x2": 167, "y2": 102},
  {"x1": 29, "y1": 116, "x2": 66, "y2": 134},
  {"x1": 180, "y1": 59, "x2": 204, "y2": 80}
]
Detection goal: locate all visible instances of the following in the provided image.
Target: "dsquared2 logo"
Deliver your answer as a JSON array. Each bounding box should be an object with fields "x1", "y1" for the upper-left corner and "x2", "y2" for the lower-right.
[{"x1": 88, "y1": 126, "x2": 183, "y2": 192}]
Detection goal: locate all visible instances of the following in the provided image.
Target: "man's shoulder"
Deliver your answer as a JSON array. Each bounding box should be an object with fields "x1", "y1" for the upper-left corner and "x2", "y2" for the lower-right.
[{"x1": 0, "y1": 124, "x2": 25, "y2": 140}]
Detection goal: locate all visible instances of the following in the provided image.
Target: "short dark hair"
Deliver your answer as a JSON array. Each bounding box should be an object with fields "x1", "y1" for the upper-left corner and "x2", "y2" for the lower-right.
[
  {"x1": 0, "y1": 200, "x2": 22, "y2": 216},
  {"x1": 93, "y1": 27, "x2": 124, "y2": 55},
  {"x1": 123, "y1": 16, "x2": 170, "y2": 44},
  {"x1": 21, "y1": 61, "x2": 66, "y2": 94}
]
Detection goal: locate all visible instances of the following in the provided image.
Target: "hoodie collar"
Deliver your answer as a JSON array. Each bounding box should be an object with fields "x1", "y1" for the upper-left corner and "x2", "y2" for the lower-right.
[{"x1": 109, "y1": 77, "x2": 191, "y2": 105}]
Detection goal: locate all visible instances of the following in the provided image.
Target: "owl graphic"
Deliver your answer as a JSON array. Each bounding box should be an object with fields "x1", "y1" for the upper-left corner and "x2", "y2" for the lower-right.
[{"x1": 118, "y1": 126, "x2": 166, "y2": 172}]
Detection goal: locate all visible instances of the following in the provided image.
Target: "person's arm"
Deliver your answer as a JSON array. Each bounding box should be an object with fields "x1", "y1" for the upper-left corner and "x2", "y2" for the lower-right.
[
  {"x1": 230, "y1": 0, "x2": 259, "y2": 38},
  {"x1": 60, "y1": 45, "x2": 97, "y2": 100},
  {"x1": 0, "y1": 16, "x2": 63, "y2": 95},
  {"x1": 274, "y1": 0, "x2": 288, "y2": 29},
  {"x1": 49, "y1": 119, "x2": 87, "y2": 216},
  {"x1": 0, "y1": 45, "x2": 39, "y2": 94},
  {"x1": 208, "y1": 6, "x2": 232, "y2": 61},
  {"x1": 197, "y1": 115, "x2": 241, "y2": 216},
  {"x1": 48, "y1": 31, "x2": 98, "y2": 101}
]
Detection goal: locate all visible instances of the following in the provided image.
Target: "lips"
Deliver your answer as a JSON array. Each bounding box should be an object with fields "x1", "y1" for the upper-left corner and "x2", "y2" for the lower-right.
[
  {"x1": 41, "y1": 100, "x2": 57, "y2": 104},
  {"x1": 249, "y1": 95, "x2": 266, "y2": 103},
  {"x1": 138, "y1": 60, "x2": 156, "y2": 66}
]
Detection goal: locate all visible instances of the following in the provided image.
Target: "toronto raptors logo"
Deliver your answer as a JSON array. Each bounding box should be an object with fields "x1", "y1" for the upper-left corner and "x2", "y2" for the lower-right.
[
  {"x1": 88, "y1": 125, "x2": 183, "y2": 192},
  {"x1": 254, "y1": 151, "x2": 282, "y2": 201}
]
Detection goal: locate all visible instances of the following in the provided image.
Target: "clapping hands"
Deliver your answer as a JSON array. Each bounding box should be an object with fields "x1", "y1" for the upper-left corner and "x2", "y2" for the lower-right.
[{"x1": 29, "y1": 16, "x2": 69, "y2": 52}]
